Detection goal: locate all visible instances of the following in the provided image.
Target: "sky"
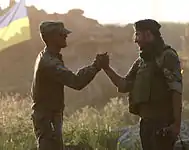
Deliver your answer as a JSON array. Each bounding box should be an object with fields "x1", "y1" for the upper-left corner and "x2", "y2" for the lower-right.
[{"x1": 0, "y1": 0, "x2": 189, "y2": 24}]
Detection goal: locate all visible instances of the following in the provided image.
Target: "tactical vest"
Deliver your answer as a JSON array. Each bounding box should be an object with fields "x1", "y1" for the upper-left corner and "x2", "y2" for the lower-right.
[{"x1": 128, "y1": 46, "x2": 176, "y2": 120}]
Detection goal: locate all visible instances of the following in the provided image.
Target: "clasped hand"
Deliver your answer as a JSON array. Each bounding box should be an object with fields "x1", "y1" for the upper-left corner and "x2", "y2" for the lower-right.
[{"x1": 94, "y1": 52, "x2": 109, "y2": 70}]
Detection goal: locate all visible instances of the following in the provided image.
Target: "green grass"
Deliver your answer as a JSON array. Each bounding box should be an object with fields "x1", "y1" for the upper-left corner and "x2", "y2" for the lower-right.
[{"x1": 0, "y1": 94, "x2": 188, "y2": 150}]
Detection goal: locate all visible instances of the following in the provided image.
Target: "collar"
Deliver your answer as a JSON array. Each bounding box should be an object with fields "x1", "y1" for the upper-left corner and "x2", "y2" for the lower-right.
[{"x1": 44, "y1": 47, "x2": 63, "y2": 60}]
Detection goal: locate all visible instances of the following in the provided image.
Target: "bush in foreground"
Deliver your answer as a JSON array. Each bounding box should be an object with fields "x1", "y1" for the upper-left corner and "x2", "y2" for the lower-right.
[
  {"x1": 0, "y1": 94, "x2": 139, "y2": 150},
  {"x1": 0, "y1": 93, "x2": 188, "y2": 150}
]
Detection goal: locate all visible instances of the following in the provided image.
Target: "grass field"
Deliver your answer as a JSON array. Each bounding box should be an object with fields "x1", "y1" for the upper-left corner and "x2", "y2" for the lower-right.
[
  {"x1": 0, "y1": 94, "x2": 140, "y2": 150},
  {"x1": 0, "y1": 93, "x2": 188, "y2": 150}
]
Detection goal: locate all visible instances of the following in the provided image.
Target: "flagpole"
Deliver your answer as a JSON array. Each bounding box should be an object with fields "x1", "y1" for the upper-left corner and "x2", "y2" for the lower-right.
[{"x1": 9, "y1": 0, "x2": 16, "y2": 7}]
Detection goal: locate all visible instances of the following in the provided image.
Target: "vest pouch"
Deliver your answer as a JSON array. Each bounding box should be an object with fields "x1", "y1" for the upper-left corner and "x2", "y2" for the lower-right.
[
  {"x1": 131, "y1": 62, "x2": 153, "y2": 105},
  {"x1": 128, "y1": 92, "x2": 140, "y2": 115}
]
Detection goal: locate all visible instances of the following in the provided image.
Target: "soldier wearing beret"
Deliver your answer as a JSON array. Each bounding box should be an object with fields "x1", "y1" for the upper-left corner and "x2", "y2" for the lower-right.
[
  {"x1": 30, "y1": 21, "x2": 104, "y2": 150},
  {"x1": 98, "y1": 19, "x2": 183, "y2": 150}
]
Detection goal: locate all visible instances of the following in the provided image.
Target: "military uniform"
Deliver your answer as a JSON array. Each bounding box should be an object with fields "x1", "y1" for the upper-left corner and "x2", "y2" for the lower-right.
[
  {"x1": 117, "y1": 20, "x2": 183, "y2": 150},
  {"x1": 31, "y1": 21, "x2": 101, "y2": 150}
]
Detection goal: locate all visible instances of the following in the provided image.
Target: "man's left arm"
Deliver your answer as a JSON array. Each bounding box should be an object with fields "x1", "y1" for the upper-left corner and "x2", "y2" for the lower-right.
[{"x1": 162, "y1": 49, "x2": 183, "y2": 135}]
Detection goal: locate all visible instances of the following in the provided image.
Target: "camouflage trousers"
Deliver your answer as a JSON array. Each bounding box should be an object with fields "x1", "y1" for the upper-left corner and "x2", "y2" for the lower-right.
[
  {"x1": 31, "y1": 110, "x2": 63, "y2": 150},
  {"x1": 140, "y1": 118, "x2": 177, "y2": 150}
]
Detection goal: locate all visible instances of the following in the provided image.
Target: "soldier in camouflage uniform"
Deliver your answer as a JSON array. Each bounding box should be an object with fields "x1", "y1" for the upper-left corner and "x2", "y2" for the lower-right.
[
  {"x1": 31, "y1": 21, "x2": 103, "y2": 150},
  {"x1": 99, "y1": 19, "x2": 183, "y2": 150}
]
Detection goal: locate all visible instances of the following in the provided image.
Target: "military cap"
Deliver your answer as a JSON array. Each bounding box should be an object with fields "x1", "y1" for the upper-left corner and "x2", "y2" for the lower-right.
[
  {"x1": 39, "y1": 21, "x2": 71, "y2": 35},
  {"x1": 134, "y1": 19, "x2": 161, "y2": 31}
]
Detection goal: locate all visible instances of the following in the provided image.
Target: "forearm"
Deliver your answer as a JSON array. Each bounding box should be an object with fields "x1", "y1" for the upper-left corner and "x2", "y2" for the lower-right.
[
  {"x1": 172, "y1": 91, "x2": 182, "y2": 126},
  {"x1": 74, "y1": 64, "x2": 100, "y2": 90},
  {"x1": 103, "y1": 66, "x2": 124, "y2": 88}
]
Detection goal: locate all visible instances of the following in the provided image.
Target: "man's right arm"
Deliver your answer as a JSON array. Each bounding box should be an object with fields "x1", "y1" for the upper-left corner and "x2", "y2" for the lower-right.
[
  {"x1": 41, "y1": 55, "x2": 100, "y2": 90},
  {"x1": 103, "y1": 66, "x2": 124, "y2": 88},
  {"x1": 103, "y1": 58, "x2": 140, "y2": 93}
]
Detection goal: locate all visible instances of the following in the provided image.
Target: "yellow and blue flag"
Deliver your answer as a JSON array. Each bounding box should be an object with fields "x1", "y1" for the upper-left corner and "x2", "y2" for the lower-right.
[{"x1": 0, "y1": 0, "x2": 31, "y2": 51}]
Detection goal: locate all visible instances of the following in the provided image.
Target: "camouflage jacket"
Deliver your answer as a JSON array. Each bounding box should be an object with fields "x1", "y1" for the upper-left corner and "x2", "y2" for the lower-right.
[{"x1": 31, "y1": 49, "x2": 100, "y2": 111}]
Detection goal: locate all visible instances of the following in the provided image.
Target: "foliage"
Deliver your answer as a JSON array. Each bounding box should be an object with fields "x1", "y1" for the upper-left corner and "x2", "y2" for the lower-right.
[
  {"x1": 0, "y1": 94, "x2": 189, "y2": 149},
  {"x1": 0, "y1": 94, "x2": 139, "y2": 150}
]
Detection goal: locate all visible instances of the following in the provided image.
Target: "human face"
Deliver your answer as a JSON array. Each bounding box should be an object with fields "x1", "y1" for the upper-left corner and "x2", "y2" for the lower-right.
[
  {"x1": 134, "y1": 29, "x2": 154, "y2": 49},
  {"x1": 56, "y1": 31, "x2": 68, "y2": 48},
  {"x1": 50, "y1": 30, "x2": 68, "y2": 49}
]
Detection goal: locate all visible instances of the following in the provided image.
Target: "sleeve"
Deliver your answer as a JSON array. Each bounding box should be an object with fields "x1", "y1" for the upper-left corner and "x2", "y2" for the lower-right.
[
  {"x1": 118, "y1": 58, "x2": 140, "y2": 93},
  {"x1": 162, "y1": 50, "x2": 183, "y2": 94},
  {"x1": 42, "y1": 57, "x2": 100, "y2": 90}
]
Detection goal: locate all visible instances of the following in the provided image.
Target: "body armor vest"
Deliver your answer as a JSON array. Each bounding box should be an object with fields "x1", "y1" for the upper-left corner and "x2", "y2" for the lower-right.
[{"x1": 129, "y1": 46, "x2": 175, "y2": 120}]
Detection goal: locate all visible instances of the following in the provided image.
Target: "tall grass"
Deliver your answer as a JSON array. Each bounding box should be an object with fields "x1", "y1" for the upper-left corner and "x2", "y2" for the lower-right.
[
  {"x1": 0, "y1": 93, "x2": 188, "y2": 150},
  {"x1": 0, "y1": 94, "x2": 139, "y2": 150}
]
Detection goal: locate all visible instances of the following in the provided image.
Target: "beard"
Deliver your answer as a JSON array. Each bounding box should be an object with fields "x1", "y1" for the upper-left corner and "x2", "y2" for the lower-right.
[{"x1": 139, "y1": 39, "x2": 165, "y2": 61}]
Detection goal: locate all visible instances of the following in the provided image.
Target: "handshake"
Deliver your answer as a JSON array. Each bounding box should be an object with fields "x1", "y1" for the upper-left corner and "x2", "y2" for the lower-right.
[{"x1": 93, "y1": 52, "x2": 110, "y2": 71}]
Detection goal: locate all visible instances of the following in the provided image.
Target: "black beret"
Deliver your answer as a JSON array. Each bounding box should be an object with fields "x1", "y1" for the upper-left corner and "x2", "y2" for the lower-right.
[{"x1": 134, "y1": 19, "x2": 161, "y2": 31}]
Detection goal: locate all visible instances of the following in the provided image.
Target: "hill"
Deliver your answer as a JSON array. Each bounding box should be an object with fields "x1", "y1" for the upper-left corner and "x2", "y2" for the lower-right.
[{"x1": 0, "y1": 6, "x2": 189, "y2": 111}]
